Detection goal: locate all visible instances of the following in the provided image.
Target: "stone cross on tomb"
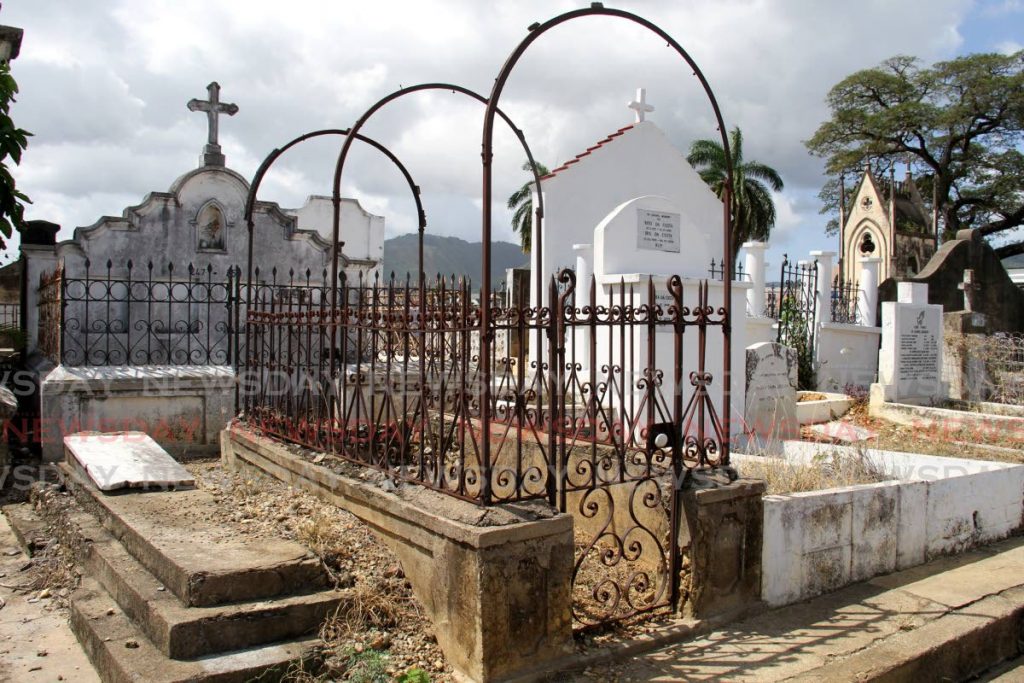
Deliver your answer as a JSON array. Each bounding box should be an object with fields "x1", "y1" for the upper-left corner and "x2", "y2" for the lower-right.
[
  {"x1": 627, "y1": 87, "x2": 654, "y2": 123},
  {"x1": 187, "y1": 82, "x2": 238, "y2": 167},
  {"x1": 958, "y1": 268, "x2": 981, "y2": 313}
]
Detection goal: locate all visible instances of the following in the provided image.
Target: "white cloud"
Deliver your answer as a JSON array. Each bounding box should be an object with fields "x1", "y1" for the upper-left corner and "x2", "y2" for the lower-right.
[{"x1": 0, "y1": 0, "x2": 981, "y2": 264}]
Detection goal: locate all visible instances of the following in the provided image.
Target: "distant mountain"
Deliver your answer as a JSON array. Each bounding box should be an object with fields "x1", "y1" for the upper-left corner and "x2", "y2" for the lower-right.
[{"x1": 382, "y1": 233, "x2": 528, "y2": 286}]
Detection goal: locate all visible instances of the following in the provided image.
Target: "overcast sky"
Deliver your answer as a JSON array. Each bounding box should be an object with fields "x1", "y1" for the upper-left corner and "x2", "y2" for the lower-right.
[{"x1": 3, "y1": 0, "x2": 1023, "y2": 269}]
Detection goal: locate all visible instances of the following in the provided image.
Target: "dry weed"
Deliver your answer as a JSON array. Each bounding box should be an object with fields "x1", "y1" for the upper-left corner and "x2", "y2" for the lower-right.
[
  {"x1": 741, "y1": 449, "x2": 888, "y2": 495},
  {"x1": 321, "y1": 579, "x2": 408, "y2": 643}
]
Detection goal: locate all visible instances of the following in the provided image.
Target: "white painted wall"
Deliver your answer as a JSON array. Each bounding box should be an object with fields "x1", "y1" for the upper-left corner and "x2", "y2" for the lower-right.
[
  {"x1": 286, "y1": 195, "x2": 385, "y2": 276},
  {"x1": 531, "y1": 121, "x2": 724, "y2": 309},
  {"x1": 739, "y1": 442, "x2": 1024, "y2": 606},
  {"x1": 745, "y1": 317, "x2": 776, "y2": 348}
]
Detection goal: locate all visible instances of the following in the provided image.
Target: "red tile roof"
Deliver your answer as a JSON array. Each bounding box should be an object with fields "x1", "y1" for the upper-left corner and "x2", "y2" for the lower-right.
[{"x1": 540, "y1": 124, "x2": 635, "y2": 181}]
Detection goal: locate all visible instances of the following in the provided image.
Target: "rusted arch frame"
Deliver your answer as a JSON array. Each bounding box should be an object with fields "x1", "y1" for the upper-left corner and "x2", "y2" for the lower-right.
[
  {"x1": 242, "y1": 129, "x2": 426, "y2": 298},
  {"x1": 327, "y1": 82, "x2": 547, "y2": 368},
  {"x1": 479, "y1": 6, "x2": 737, "y2": 504}
]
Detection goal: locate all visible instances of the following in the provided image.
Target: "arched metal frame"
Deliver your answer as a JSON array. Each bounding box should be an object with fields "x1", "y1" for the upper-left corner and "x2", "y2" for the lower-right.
[
  {"x1": 327, "y1": 83, "x2": 546, "y2": 380},
  {"x1": 242, "y1": 128, "x2": 426, "y2": 300},
  {"x1": 479, "y1": 7, "x2": 737, "y2": 493}
]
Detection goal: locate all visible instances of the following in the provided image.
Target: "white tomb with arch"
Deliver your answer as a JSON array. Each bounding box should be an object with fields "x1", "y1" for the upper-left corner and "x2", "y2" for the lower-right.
[{"x1": 527, "y1": 93, "x2": 749, "y2": 436}]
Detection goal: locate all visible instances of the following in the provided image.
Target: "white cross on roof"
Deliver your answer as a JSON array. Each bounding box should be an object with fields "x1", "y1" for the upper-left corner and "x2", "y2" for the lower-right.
[{"x1": 627, "y1": 87, "x2": 654, "y2": 123}]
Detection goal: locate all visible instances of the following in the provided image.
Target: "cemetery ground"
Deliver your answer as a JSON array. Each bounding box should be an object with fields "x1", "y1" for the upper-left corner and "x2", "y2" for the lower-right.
[
  {"x1": 2, "y1": 418, "x2": 1024, "y2": 683},
  {"x1": 807, "y1": 398, "x2": 1024, "y2": 465}
]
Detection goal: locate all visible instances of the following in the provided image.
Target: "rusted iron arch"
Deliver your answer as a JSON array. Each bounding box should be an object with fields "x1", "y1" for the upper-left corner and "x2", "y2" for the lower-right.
[
  {"x1": 242, "y1": 128, "x2": 425, "y2": 296},
  {"x1": 479, "y1": 5, "x2": 737, "y2": 488},
  {"x1": 328, "y1": 82, "x2": 546, "y2": 308}
]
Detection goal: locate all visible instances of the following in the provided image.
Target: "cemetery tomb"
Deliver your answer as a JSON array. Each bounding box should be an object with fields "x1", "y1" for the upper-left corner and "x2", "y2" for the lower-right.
[
  {"x1": 237, "y1": 65, "x2": 746, "y2": 638},
  {"x1": 44, "y1": 434, "x2": 348, "y2": 680}
]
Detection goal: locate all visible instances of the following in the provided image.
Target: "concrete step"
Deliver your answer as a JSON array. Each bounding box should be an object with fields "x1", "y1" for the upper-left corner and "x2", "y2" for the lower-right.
[
  {"x1": 65, "y1": 506, "x2": 346, "y2": 659},
  {"x1": 59, "y1": 462, "x2": 327, "y2": 607},
  {"x1": 1, "y1": 502, "x2": 48, "y2": 556},
  {"x1": 70, "y1": 576, "x2": 322, "y2": 683}
]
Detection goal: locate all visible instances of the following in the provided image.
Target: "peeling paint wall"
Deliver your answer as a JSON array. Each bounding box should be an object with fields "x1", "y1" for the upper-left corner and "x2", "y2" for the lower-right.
[{"x1": 739, "y1": 444, "x2": 1024, "y2": 606}]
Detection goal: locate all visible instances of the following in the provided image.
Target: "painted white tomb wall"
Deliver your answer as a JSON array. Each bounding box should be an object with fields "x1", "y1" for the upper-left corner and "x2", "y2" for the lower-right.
[
  {"x1": 530, "y1": 121, "x2": 723, "y2": 309},
  {"x1": 815, "y1": 323, "x2": 882, "y2": 391},
  {"x1": 739, "y1": 441, "x2": 1024, "y2": 607},
  {"x1": 529, "y1": 194, "x2": 748, "y2": 438}
]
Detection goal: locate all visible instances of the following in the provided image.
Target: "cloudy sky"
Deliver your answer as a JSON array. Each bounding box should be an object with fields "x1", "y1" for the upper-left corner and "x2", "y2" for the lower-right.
[{"x1": 2, "y1": 0, "x2": 1023, "y2": 269}]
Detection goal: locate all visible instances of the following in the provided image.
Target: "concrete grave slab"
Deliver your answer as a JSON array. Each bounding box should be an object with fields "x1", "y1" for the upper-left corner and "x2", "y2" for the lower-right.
[{"x1": 64, "y1": 432, "x2": 195, "y2": 491}]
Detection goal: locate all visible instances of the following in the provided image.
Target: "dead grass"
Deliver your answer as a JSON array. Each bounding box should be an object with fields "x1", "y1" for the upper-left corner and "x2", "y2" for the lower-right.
[
  {"x1": 321, "y1": 580, "x2": 409, "y2": 641},
  {"x1": 838, "y1": 399, "x2": 1024, "y2": 465},
  {"x1": 740, "y1": 449, "x2": 889, "y2": 495}
]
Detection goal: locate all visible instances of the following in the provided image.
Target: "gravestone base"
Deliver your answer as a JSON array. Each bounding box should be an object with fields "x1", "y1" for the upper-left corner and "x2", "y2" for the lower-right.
[
  {"x1": 680, "y1": 471, "x2": 765, "y2": 621},
  {"x1": 40, "y1": 365, "x2": 235, "y2": 462}
]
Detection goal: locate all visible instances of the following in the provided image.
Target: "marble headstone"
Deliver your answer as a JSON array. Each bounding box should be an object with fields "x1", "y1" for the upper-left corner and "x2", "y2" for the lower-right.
[
  {"x1": 744, "y1": 341, "x2": 799, "y2": 452},
  {"x1": 875, "y1": 282, "x2": 945, "y2": 403}
]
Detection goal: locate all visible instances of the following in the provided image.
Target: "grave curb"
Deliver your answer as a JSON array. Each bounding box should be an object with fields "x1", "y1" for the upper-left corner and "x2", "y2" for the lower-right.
[{"x1": 786, "y1": 584, "x2": 1024, "y2": 682}]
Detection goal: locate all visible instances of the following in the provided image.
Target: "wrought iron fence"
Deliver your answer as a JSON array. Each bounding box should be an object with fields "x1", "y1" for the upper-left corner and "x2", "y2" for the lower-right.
[
  {"x1": 772, "y1": 256, "x2": 818, "y2": 351},
  {"x1": 49, "y1": 259, "x2": 238, "y2": 366},
  {"x1": 0, "y1": 302, "x2": 19, "y2": 329},
  {"x1": 239, "y1": 269, "x2": 728, "y2": 624},
  {"x1": 830, "y1": 275, "x2": 861, "y2": 324},
  {"x1": 36, "y1": 259, "x2": 341, "y2": 368},
  {"x1": 240, "y1": 271, "x2": 727, "y2": 501},
  {"x1": 708, "y1": 258, "x2": 745, "y2": 281}
]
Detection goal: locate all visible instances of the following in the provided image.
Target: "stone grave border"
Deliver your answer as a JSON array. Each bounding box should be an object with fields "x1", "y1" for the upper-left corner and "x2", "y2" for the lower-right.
[
  {"x1": 734, "y1": 441, "x2": 1024, "y2": 607},
  {"x1": 794, "y1": 391, "x2": 854, "y2": 425}
]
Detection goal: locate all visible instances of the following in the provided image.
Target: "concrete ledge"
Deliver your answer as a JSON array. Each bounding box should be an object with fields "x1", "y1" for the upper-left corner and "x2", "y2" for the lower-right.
[
  {"x1": 221, "y1": 424, "x2": 575, "y2": 683},
  {"x1": 70, "y1": 576, "x2": 319, "y2": 683},
  {"x1": 869, "y1": 396, "x2": 1024, "y2": 435},
  {"x1": 795, "y1": 392, "x2": 854, "y2": 425},
  {"x1": 66, "y1": 505, "x2": 345, "y2": 659},
  {"x1": 789, "y1": 584, "x2": 1024, "y2": 682}
]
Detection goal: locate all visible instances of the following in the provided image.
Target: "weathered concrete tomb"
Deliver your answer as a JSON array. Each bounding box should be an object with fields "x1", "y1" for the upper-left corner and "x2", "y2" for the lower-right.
[{"x1": 12, "y1": 433, "x2": 350, "y2": 681}]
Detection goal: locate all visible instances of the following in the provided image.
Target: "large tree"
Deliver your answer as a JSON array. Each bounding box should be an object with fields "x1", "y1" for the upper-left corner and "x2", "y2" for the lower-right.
[
  {"x1": 0, "y1": 61, "x2": 30, "y2": 251},
  {"x1": 506, "y1": 160, "x2": 548, "y2": 253},
  {"x1": 806, "y1": 52, "x2": 1024, "y2": 256},
  {"x1": 687, "y1": 126, "x2": 784, "y2": 264}
]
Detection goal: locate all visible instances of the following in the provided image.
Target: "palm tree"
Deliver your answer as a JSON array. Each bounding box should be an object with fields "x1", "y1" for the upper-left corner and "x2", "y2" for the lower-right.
[
  {"x1": 687, "y1": 127, "x2": 783, "y2": 264},
  {"x1": 507, "y1": 160, "x2": 549, "y2": 253}
]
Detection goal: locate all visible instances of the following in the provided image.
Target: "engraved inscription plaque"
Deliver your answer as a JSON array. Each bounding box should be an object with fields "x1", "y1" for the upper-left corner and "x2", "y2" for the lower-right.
[
  {"x1": 896, "y1": 308, "x2": 939, "y2": 383},
  {"x1": 637, "y1": 209, "x2": 681, "y2": 253}
]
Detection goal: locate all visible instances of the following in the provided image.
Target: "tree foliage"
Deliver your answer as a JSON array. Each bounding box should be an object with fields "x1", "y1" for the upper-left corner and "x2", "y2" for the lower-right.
[
  {"x1": 806, "y1": 52, "x2": 1024, "y2": 256},
  {"x1": 687, "y1": 126, "x2": 784, "y2": 264},
  {"x1": 0, "y1": 61, "x2": 30, "y2": 251},
  {"x1": 506, "y1": 160, "x2": 548, "y2": 253}
]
